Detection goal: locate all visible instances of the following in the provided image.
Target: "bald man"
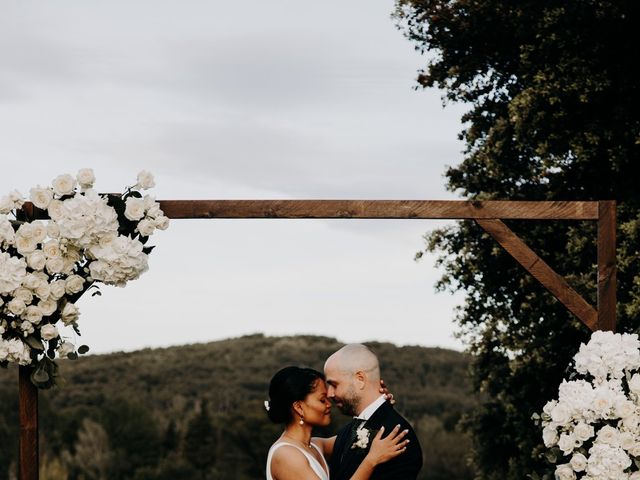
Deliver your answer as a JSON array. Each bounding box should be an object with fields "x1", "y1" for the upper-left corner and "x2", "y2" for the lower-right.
[{"x1": 324, "y1": 344, "x2": 422, "y2": 479}]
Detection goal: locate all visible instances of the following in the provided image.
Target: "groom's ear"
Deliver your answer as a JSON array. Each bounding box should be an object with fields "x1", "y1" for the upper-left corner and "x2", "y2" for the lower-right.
[{"x1": 354, "y1": 370, "x2": 367, "y2": 390}]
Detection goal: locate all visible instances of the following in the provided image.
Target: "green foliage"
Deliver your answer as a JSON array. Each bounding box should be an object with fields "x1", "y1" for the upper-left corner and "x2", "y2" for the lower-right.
[
  {"x1": 0, "y1": 335, "x2": 476, "y2": 479},
  {"x1": 394, "y1": 1, "x2": 639, "y2": 478}
]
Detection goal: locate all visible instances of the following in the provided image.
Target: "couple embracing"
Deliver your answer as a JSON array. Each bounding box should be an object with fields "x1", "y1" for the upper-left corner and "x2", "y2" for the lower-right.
[{"x1": 265, "y1": 344, "x2": 423, "y2": 479}]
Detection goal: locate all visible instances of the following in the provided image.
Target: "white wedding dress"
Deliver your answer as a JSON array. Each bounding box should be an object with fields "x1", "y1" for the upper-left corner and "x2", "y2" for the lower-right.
[{"x1": 266, "y1": 441, "x2": 330, "y2": 480}]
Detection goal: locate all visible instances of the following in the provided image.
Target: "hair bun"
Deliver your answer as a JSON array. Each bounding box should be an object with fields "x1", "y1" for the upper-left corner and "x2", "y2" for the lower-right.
[{"x1": 266, "y1": 366, "x2": 324, "y2": 425}]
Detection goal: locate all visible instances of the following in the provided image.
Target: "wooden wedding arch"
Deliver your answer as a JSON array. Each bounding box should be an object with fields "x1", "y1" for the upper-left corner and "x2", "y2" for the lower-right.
[{"x1": 18, "y1": 199, "x2": 616, "y2": 479}]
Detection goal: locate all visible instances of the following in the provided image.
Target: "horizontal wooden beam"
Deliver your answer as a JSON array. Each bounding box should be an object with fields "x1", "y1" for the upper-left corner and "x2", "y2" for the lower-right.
[
  {"x1": 476, "y1": 219, "x2": 598, "y2": 330},
  {"x1": 155, "y1": 200, "x2": 599, "y2": 220}
]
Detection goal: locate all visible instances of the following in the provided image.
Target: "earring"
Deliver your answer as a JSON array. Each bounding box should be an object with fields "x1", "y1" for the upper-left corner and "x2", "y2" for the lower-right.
[{"x1": 299, "y1": 415, "x2": 304, "y2": 425}]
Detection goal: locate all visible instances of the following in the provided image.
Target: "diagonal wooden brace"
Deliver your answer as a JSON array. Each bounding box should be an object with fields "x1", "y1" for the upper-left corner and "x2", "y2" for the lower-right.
[{"x1": 475, "y1": 218, "x2": 598, "y2": 331}]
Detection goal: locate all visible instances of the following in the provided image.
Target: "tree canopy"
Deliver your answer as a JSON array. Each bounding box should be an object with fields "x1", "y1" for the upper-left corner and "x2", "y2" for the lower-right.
[{"x1": 394, "y1": 1, "x2": 639, "y2": 478}]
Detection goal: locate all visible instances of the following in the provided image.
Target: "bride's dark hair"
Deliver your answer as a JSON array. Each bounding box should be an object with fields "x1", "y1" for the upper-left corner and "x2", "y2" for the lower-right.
[{"x1": 266, "y1": 366, "x2": 325, "y2": 424}]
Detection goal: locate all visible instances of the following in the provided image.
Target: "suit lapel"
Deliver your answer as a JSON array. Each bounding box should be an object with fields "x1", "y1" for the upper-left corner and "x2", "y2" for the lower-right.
[{"x1": 334, "y1": 403, "x2": 395, "y2": 479}]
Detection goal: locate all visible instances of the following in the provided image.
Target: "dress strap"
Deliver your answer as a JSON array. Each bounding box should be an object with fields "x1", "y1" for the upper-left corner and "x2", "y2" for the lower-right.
[{"x1": 310, "y1": 442, "x2": 330, "y2": 477}]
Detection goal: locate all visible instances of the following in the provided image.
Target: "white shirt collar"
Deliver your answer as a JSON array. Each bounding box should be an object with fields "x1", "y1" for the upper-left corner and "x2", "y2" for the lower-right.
[{"x1": 355, "y1": 394, "x2": 386, "y2": 421}]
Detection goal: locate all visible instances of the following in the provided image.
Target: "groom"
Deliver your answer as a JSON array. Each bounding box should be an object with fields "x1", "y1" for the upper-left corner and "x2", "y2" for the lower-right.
[{"x1": 324, "y1": 344, "x2": 423, "y2": 479}]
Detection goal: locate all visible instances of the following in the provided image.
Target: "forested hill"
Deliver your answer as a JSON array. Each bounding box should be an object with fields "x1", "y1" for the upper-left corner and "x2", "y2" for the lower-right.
[{"x1": 0, "y1": 335, "x2": 476, "y2": 480}]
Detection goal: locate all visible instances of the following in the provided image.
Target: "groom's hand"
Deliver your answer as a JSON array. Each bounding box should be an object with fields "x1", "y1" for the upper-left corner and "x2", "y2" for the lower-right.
[{"x1": 379, "y1": 379, "x2": 396, "y2": 405}]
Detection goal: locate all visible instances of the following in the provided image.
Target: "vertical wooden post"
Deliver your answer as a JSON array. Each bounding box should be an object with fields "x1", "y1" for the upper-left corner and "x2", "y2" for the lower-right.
[
  {"x1": 597, "y1": 200, "x2": 617, "y2": 332},
  {"x1": 19, "y1": 366, "x2": 38, "y2": 480}
]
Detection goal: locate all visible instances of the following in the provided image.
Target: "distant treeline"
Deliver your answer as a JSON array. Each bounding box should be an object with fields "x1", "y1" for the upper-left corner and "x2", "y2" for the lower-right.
[{"x1": 0, "y1": 335, "x2": 477, "y2": 479}]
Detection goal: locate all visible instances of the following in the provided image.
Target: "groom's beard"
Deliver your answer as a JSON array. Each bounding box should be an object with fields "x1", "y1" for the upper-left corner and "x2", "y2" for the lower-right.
[{"x1": 334, "y1": 385, "x2": 359, "y2": 417}]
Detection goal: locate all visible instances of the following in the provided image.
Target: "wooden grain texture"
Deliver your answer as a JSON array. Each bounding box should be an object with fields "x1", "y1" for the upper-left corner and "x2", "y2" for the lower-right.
[
  {"x1": 476, "y1": 219, "x2": 598, "y2": 330},
  {"x1": 19, "y1": 366, "x2": 38, "y2": 480},
  {"x1": 597, "y1": 201, "x2": 617, "y2": 332},
  {"x1": 21, "y1": 199, "x2": 599, "y2": 220},
  {"x1": 156, "y1": 200, "x2": 599, "y2": 220}
]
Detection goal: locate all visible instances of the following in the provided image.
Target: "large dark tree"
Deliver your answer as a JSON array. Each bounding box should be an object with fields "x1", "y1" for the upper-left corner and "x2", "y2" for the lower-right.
[{"x1": 394, "y1": 1, "x2": 640, "y2": 478}]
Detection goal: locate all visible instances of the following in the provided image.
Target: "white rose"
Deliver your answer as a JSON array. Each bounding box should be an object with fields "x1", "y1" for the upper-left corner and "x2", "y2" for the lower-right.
[
  {"x1": 61, "y1": 303, "x2": 79, "y2": 325},
  {"x1": 29, "y1": 186, "x2": 53, "y2": 210},
  {"x1": 53, "y1": 190, "x2": 119, "y2": 248},
  {"x1": 46, "y1": 222, "x2": 60, "y2": 239},
  {"x1": 7, "y1": 298, "x2": 27, "y2": 315},
  {"x1": 124, "y1": 197, "x2": 145, "y2": 221},
  {"x1": 34, "y1": 271, "x2": 49, "y2": 283},
  {"x1": 629, "y1": 374, "x2": 640, "y2": 395},
  {"x1": 142, "y1": 194, "x2": 156, "y2": 210},
  {"x1": 573, "y1": 422, "x2": 594, "y2": 442},
  {"x1": 38, "y1": 300, "x2": 57, "y2": 317},
  {"x1": 569, "y1": 453, "x2": 587, "y2": 472},
  {"x1": 0, "y1": 252, "x2": 27, "y2": 295},
  {"x1": 597, "y1": 425, "x2": 619, "y2": 445},
  {"x1": 57, "y1": 341, "x2": 75, "y2": 359},
  {"x1": 34, "y1": 282, "x2": 50, "y2": 300},
  {"x1": 551, "y1": 403, "x2": 572, "y2": 426},
  {"x1": 40, "y1": 324, "x2": 59, "y2": 341},
  {"x1": 43, "y1": 240, "x2": 61, "y2": 258},
  {"x1": 23, "y1": 273, "x2": 42, "y2": 291},
  {"x1": 16, "y1": 223, "x2": 33, "y2": 239},
  {"x1": 0, "y1": 195, "x2": 14, "y2": 214},
  {"x1": 619, "y1": 431, "x2": 635, "y2": 451},
  {"x1": 616, "y1": 399, "x2": 636, "y2": 419},
  {"x1": 629, "y1": 442, "x2": 640, "y2": 457},
  {"x1": 46, "y1": 257, "x2": 65, "y2": 274},
  {"x1": 623, "y1": 414, "x2": 640, "y2": 432},
  {"x1": 555, "y1": 463, "x2": 576, "y2": 480},
  {"x1": 76, "y1": 168, "x2": 95, "y2": 189},
  {"x1": 543, "y1": 425, "x2": 559, "y2": 447},
  {"x1": 49, "y1": 280, "x2": 66, "y2": 300},
  {"x1": 136, "y1": 170, "x2": 155, "y2": 190},
  {"x1": 24, "y1": 305, "x2": 43, "y2": 324},
  {"x1": 27, "y1": 250, "x2": 47, "y2": 271},
  {"x1": 47, "y1": 200, "x2": 64, "y2": 221},
  {"x1": 14, "y1": 287, "x2": 33, "y2": 305},
  {"x1": 30, "y1": 221, "x2": 47, "y2": 243},
  {"x1": 9, "y1": 190, "x2": 24, "y2": 204},
  {"x1": 20, "y1": 321, "x2": 35, "y2": 336},
  {"x1": 136, "y1": 218, "x2": 155, "y2": 237},
  {"x1": 630, "y1": 472, "x2": 640, "y2": 480},
  {"x1": 15, "y1": 235, "x2": 38, "y2": 255},
  {"x1": 558, "y1": 433, "x2": 578, "y2": 455},
  {"x1": 52, "y1": 174, "x2": 76, "y2": 197},
  {"x1": 65, "y1": 275, "x2": 85, "y2": 295},
  {"x1": 0, "y1": 214, "x2": 16, "y2": 245},
  {"x1": 154, "y1": 215, "x2": 169, "y2": 231}
]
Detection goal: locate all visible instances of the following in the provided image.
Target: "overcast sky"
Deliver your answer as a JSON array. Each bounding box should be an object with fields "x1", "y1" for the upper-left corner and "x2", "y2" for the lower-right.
[{"x1": 0, "y1": 1, "x2": 469, "y2": 354}]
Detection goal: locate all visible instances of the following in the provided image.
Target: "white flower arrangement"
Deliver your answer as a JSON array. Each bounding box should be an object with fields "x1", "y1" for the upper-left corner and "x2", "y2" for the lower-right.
[
  {"x1": 351, "y1": 424, "x2": 372, "y2": 449},
  {"x1": 0, "y1": 169, "x2": 169, "y2": 388},
  {"x1": 537, "y1": 330, "x2": 640, "y2": 480}
]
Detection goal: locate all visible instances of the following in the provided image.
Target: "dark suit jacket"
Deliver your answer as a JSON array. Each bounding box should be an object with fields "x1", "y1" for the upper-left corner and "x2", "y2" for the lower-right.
[{"x1": 329, "y1": 402, "x2": 422, "y2": 480}]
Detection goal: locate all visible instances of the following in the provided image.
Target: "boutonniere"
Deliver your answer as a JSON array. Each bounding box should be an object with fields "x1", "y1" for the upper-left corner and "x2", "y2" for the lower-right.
[{"x1": 351, "y1": 425, "x2": 378, "y2": 449}]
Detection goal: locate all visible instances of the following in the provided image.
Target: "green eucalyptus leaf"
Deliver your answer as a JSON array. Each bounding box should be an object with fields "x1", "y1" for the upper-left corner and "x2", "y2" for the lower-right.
[
  {"x1": 78, "y1": 345, "x2": 90, "y2": 354},
  {"x1": 24, "y1": 336, "x2": 45, "y2": 351},
  {"x1": 543, "y1": 450, "x2": 557, "y2": 464},
  {"x1": 32, "y1": 368, "x2": 49, "y2": 383}
]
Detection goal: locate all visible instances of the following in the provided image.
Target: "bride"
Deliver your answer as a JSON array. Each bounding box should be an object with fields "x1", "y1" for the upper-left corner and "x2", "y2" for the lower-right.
[{"x1": 265, "y1": 366, "x2": 408, "y2": 480}]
